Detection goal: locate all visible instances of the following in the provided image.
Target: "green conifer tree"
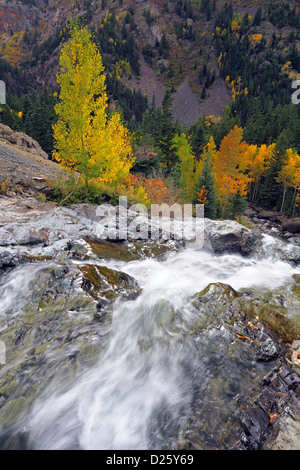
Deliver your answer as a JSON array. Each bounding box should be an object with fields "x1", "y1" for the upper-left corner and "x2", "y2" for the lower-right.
[
  {"x1": 259, "y1": 129, "x2": 293, "y2": 209},
  {"x1": 159, "y1": 89, "x2": 177, "y2": 174},
  {"x1": 190, "y1": 122, "x2": 207, "y2": 159}
]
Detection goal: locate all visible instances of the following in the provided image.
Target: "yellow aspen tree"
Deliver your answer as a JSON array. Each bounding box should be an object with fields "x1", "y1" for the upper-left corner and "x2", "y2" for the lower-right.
[
  {"x1": 213, "y1": 126, "x2": 250, "y2": 217},
  {"x1": 277, "y1": 149, "x2": 300, "y2": 213},
  {"x1": 202, "y1": 135, "x2": 217, "y2": 164},
  {"x1": 53, "y1": 24, "x2": 134, "y2": 192},
  {"x1": 248, "y1": 143, "x2": 275, "y2": 202},
  {"x1": 292, "y1": 167, "x2": 300, "y2": 217},
  {"x1": 2, "y1": 32, "x2": 25, "y2": 67}
]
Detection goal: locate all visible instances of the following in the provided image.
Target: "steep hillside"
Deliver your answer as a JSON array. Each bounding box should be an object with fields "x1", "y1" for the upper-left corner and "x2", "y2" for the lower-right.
[
  {"x1": 0, "y1": 1, "x2": 300, "y2": 129},
  {"x1": 0, "y1": 0, "x2": 250, "y2": 122}
]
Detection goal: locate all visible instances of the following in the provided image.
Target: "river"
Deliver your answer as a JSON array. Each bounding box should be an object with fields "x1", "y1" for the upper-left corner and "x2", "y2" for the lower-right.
[{"x1": 1, "y1": 232, "x2": 299, "y2": 450}]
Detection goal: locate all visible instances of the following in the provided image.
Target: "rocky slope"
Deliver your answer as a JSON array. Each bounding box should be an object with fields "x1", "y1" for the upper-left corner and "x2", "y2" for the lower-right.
[{"x1": 0, "y1": 124, "x2": 63, "y2": 198}]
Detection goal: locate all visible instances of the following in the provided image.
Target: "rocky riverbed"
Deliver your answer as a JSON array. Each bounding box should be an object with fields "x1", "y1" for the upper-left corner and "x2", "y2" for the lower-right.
[
  {"x1": 0, "y1": 194, "x2": 299, "y2": 450},
  {"x1": 244, "y1": 204, "x2": 300, "y2": 245}
]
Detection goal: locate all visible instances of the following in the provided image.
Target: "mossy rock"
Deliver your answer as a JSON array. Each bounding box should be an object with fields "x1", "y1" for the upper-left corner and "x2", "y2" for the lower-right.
[
  {"x1": 78, "y1": 263, "x2": 140, "y2": 300},
  {"x1": 85, "y1": 239, "x2": 179, "y2": 262},
  {"x1": 191, "y1": 282, "x2": 300, "y2": 344},
  {"x1": 85, "y1": 240, "x2": 139, "y2": 262},
  {"x1": 0, "y1": 261, "x2": 116, "y2": 439},
  {"x1": 239, "y1": 277, "x2": 300, "y2": 335},
  {"x1": 178, "y1": 282, "x2": 300, "y2": 450},
  {"x1": 291, "y1": 274, "x2": 300, "y2": 299}
]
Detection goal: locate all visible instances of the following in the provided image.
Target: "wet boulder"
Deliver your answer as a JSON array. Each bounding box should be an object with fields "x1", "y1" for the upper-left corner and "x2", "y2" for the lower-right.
[
  {"x1": 0, "y1": 260, "x2": 141, "y2": 440},
  {"x1": 179, "y1": 282, "x2": 300, "y2": 450},
  {"x1": 78, "y1": 263, "x2": 140, "y2": 301},
  {"x1": 204, "y1": 219, "x2": 262, "y2": 256},
  {"x1": 0, "y1": 252, "x2": 24, "y2": 270}
]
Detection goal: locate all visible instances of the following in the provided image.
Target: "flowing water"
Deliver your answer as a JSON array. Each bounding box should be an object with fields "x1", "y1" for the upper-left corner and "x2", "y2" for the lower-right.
[
  {"x1": 0, "y1": 263, "x2": 49, "y2": 322},
  {"x1": 1, "y1": 235, "x2": 300, "y2": 449}
]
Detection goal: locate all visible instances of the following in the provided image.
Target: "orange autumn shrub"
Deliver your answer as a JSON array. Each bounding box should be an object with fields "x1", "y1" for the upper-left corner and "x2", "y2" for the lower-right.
[{"x1": 121, "y1": 174, "x2": 168, "y2": 205}]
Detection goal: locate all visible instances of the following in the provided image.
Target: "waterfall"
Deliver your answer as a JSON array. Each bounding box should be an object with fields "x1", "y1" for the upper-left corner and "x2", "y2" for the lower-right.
[{"x1": 11, "y1": 238, "x2": 298, "y2": 450}]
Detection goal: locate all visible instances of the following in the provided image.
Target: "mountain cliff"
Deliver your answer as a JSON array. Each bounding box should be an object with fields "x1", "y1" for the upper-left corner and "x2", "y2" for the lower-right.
[
  {"x1": 0, "y1": 0, "x2": 271, "y2": 124},
  {"x1": 1, "y1": 1, "x2": 300, "y2": 138}
]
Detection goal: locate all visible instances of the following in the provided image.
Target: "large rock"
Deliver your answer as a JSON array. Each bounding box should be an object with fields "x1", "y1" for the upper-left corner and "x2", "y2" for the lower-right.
[
  {"x1": 0, "y1": 251, "x2": 24, "y2": 272},
  {"x1": 178, "y1": 282, "x2": 300, "y2": 450},
  {"x1": 0, "y1": 197, "x2": 96, "y2": 252},
  {"x1": 78, "y1": 263, "x2": 140, "y2": 301},
  {"x1": 0, "y1": 124, "x2": 48, "y2": 160},
  {"x1": 256, "y1": 210, "x2": 284, "y2": 222},
  {"x1": 0, "y1": 258, "x2": 141, "y2": 446},
  {"x1": 204, "y1": 219, "x2": 262, "y2": 256},
  {"x1": 282, "y1": 218, "x2": 300, "y2": 234}
]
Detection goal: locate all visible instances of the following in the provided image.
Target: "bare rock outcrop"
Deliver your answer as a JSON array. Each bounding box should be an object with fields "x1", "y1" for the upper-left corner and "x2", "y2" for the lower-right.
[{"x1": 0, "y1": 124, "x2": 48, "y2": 160}]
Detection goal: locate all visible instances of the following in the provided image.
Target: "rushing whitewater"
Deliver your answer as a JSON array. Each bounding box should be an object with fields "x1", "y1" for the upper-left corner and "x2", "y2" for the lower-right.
[{"x1": 1, "y1": 235, "x2": 294, "y2": 450}]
